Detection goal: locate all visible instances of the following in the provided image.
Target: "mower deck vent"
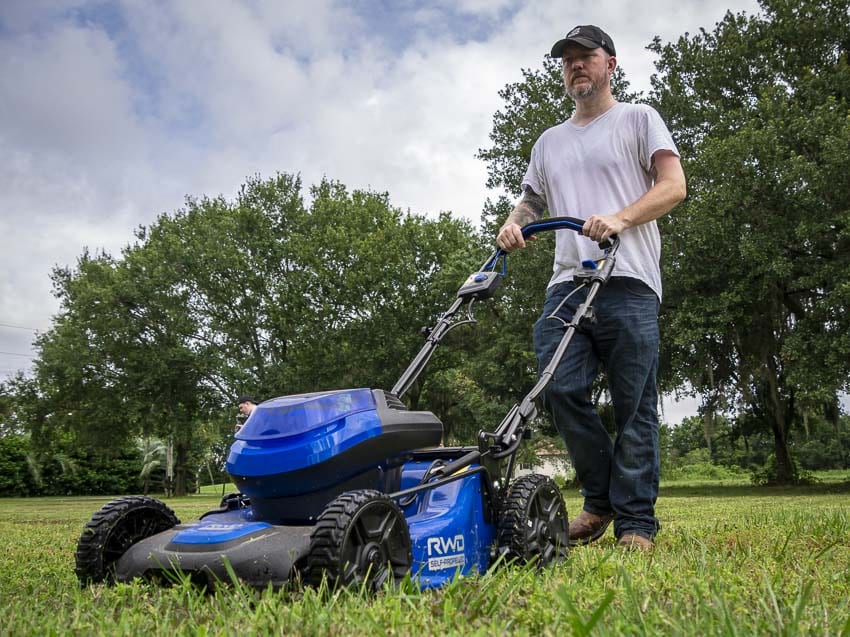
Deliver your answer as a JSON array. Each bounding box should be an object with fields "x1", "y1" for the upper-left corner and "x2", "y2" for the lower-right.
[{"x1": 382, "y1": 391, "x2": 407, "y2": 411}]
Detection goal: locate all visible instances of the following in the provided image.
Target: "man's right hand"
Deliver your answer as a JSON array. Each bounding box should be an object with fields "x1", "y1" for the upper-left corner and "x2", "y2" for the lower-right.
[
  {"x1": 497, "y1": 187, "x2": 547, "y2": 251},
  {"x1": 497, "y1": 222, "x2": 527, "y2": 252}
]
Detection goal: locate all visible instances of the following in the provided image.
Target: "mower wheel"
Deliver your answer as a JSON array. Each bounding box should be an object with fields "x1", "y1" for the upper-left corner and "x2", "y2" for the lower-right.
[
  {"x1": 75, "y1": 495, "x2": 180, "y2": 586},
  {"x1": 304, "y1": 489, "x2": 412, "y2": 593},
  {"x1": 498, "y1": 473, "x2": 568, "y2": 566}
]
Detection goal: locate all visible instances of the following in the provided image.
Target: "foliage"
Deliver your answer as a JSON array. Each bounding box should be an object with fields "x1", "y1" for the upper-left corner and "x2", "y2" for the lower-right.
[
  {"x1": 0, "y1": 435, "x2": 33, "y2": 496},
  {"x1": 4, "y1": 174, "x2": 487, "y2": 491},
  {"x1": 0, "y1": 434, "x2": 142, "y2": 496},
  {"x1": 795, "y1": 423, "x2": 850, "y2": 470},
  {"x1": 662, "y1": 411, "x2": 850, "y2": 481},
  {"x1": 650, "y1": 0, "x2": 850, "y2": 483},
  {"x1": 750, "y1": 455, "x2": 819, "y2": 487},
  {"x1": 137, "y1": 437, "x2": 166, "y2": 496},
  {"x1": 662, "y1": 448, "x2": 751, "y2": 483}
]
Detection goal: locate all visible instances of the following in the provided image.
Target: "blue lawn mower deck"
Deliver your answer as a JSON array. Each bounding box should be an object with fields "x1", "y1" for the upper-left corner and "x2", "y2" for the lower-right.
[{"x1": 74, "y1": 219, "x2": 620, "y2": 591}]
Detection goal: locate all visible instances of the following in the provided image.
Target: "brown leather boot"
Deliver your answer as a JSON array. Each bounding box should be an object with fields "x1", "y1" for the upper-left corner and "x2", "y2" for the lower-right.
[
  {"x1": 568, "y1": 510, "x2": 614, "y2": 546},
  {"x1": 617, "y1": 533, "x2": 655, "y2": 551}
]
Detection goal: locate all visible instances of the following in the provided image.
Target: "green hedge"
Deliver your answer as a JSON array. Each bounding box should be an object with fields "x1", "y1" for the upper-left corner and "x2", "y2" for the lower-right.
[
  {"x1": 0, "y1": 435, "x2": 142, "y2": 497},
  {"x1": 0, "y1": 435, "x2": 33, "y2": 496}
]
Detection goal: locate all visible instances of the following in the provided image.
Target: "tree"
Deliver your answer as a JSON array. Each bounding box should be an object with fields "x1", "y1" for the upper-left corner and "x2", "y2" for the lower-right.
[
  {"x1": 16, "y1": 174, "x2": 485, "y2": 493},
  {"x1": 31, "y1": 244, "x2": 218, "y2": 496},
  {"x1": 476, "y1": 3, "x2": 850, "y2": 483},
  {"x1": 649, "y1": 0, "x2": 850, "y2": 483}
]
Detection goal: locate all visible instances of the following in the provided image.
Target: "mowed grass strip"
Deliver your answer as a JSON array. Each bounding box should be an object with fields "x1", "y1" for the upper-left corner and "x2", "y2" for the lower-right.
[{"x1": 0, "y1": 480, "x2": 848, "y2": 636}]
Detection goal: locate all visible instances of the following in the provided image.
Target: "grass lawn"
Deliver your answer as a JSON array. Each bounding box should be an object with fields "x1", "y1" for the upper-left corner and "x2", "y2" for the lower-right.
[{"x1": 1, "y1": 477, "x2": 848, "y2": 636}]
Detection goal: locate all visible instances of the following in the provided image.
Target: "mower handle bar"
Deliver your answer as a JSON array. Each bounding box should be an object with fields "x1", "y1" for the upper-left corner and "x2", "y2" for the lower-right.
[{"x1": 484, "y1": 217, "x2": 616, "y2": 271}]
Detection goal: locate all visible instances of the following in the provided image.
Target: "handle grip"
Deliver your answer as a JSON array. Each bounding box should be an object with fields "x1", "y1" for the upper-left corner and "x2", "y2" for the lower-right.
[
  {"x1": 484, "y1": 217, "x2": 618, "y2": 271},
  {"x1": 519, "y1": 217, "x2": 585, "y2": 238}
]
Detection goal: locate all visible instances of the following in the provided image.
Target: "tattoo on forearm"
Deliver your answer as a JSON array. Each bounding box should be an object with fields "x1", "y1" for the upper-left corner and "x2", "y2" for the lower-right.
[{"x1": 507, "y1": 188, "x2": 546, "y2": 226}]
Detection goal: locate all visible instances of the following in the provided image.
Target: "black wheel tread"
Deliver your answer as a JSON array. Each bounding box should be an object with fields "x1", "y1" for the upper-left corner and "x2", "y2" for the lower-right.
[
  {"x1": 304, "y1": 489, "x2": 410, "y2": 591},
  {"x1": 498, "y1": 473, "x2": 568, "y2": 566},
  {"x1": 74, "y1": 495, "x2": 180, "y2": 586}
]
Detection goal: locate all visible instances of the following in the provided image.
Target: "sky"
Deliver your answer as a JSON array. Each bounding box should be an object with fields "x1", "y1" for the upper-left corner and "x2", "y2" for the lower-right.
[{"x1": 0, "y1": 0, "x2": 765, "y2": 422}]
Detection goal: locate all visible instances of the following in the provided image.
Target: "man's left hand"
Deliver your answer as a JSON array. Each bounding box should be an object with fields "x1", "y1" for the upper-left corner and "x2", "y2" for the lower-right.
[{"x1": 582, "y1": 214, "x2": 628, "y2": 243}]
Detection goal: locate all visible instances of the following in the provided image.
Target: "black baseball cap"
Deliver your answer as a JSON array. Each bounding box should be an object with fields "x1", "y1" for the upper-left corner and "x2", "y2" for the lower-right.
[
  {"x1": 550, "y1": 25, "x2": 616, "y2": 58},
  {"x1": 237, "y1": 395, "x2": 257, "y2": 405}
]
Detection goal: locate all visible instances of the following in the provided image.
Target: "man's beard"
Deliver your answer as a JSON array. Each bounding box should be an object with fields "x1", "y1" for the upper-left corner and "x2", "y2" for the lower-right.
[{"x1": 565, "y1": 77, "x2": 600, "y2": 100}]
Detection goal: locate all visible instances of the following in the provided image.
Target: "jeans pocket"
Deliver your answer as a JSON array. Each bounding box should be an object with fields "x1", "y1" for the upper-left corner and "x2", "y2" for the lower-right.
[{"x1": 620, "y1": 277, "x2": 656, "y2": 299}]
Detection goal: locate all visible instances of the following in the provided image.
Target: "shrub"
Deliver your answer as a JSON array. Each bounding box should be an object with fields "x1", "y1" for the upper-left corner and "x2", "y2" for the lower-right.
[
  {"x1": 0, "y1": 435, "x2": 37, "y2": 496},
  {"x1": 0, "y1": 435, "x2": 143, "y2": 496},
  {"x1": 664, "y1": 461, "x2": 749, "y2": 482},
  {"x1": 750, "y1": 456, "x2": 819, "y2": 486}
]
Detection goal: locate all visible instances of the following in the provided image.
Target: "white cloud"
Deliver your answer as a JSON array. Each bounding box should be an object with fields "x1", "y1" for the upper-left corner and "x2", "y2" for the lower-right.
[
  {"x1": 1, "y1": 0, "x2": 765, "y2": 394},
  {"x1": 0, "y1": 0, "x2": 84, "y2": 33},
  {"x1": 453, "y1": 0, "x2": 518, "y2": 16}
]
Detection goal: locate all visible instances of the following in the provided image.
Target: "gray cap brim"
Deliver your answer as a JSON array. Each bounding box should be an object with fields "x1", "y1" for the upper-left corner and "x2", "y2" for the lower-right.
[{"x1": 550, "y1": 36, "x2": 604, "y2": 58}]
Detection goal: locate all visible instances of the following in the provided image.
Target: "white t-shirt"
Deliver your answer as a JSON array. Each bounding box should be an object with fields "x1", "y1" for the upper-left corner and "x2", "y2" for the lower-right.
[{"x1": 522, "y1": 102, "x2": 679, "y2": 300}]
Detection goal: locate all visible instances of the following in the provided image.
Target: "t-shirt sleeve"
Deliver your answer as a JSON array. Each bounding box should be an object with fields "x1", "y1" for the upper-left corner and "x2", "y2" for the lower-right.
[
  {"x1": 640, "y1": 106, "x2": 680, "y2": 172},
  {"x1": 521, "y1": 137, "x2": 548, "y2": 204}
]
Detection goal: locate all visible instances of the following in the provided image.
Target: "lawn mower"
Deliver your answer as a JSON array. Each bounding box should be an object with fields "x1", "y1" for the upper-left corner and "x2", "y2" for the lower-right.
[{"x1": 75, "y1": 218, "x2": 620, "y2": 591}]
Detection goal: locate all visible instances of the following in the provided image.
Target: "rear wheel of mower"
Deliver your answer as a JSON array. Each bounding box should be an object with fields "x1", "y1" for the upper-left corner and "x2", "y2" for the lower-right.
[
  {"x1": 304, "y1": 490, "x2": 412, "y2": 593},
  {"x1": 498, "y1": 474, "x2": 568, "y2": 566},
  {"x1": 75, "y1": 495, "x2": 180, "y2": 586}
]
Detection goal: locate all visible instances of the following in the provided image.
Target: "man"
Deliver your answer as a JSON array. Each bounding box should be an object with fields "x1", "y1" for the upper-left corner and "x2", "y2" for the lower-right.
[
  {"x1": 497, "y1": 25, "x2": 686, "y2": 550},
  {"x1": 235, "y1": 395, "x2": 258, "y2": 434},
  {"x1": 237, "y1": 395, "x2": 258, "y2": 417}
]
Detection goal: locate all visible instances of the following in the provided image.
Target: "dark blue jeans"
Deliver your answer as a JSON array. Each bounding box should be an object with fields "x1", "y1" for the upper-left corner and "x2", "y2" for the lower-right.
[{"x1": 533, "y1": 277, "x2": 661, "y2": 540}]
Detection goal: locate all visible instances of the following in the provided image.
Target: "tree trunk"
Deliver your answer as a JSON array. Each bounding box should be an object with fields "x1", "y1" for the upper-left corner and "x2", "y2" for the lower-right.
[
  {"x1": 206, "y1": 460, "x2": 216, "y2": 488},
  {"x1": 824, "y1": 396, "x2": 840, "y2": 432},
  {"x1": 762, "y1": 355, "x2": 795, "y2": 484},
  {"x1": 703, "y1": 367, "x2": 716, "y2": 458},
  {"x1": 824, "y1": 396, "x2": 846, "y2": 466},
  {"x1": 703, "y1": 410, "x2": 715, "y2": 459},
  {"x1": 174, "y1": 440, "x2": 189, "y2": 496},
  {"x1": 769, "y1": 419, "x2": 795, "y2": 483},
  {"x1": 165, "y1": 439, "x2": 174, "y2": 497}
]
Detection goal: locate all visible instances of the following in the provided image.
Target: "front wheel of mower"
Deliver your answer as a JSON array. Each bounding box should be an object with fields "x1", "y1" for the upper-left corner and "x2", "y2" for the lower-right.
[
  {"x1": 304, "y1": 489, "x2": 412, "y2": 593},
  {"x1": 498, "y1": 473, "x2": 568, "y2": 566},
  {"x1": 75, "y1": 495, "x2": 180, "y2": 586}
]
